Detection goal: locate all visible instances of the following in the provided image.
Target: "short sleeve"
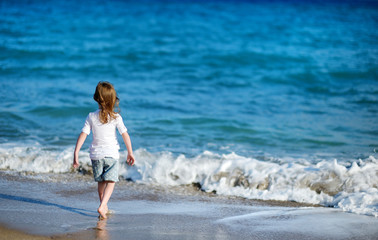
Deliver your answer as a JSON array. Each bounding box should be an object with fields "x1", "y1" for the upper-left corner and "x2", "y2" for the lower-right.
[
  {"x1": 116, "y1": 114, "x2": 127, "y2": 134},
  {"x1": 81, "y1": 114, "x2": 91, "y2": 135}
]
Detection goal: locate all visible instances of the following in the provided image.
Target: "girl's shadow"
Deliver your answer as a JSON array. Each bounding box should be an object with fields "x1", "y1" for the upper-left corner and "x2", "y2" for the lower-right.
[{"x1": 0, "y1": 193, "x2": 98, "y2": 217}]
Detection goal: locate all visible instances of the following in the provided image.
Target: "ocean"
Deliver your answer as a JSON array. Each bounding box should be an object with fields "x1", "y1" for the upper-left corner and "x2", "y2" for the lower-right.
[{"x1": 0, "y1": 0, "x2": 377, "y2": 217}]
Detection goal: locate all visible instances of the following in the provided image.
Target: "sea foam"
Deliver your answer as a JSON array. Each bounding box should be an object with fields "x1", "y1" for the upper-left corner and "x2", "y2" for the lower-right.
[
  {"x1": 119, "y1": 149, "x2": 377, "y2": 217},
  {"x1": 0, "y1": 144, "x2": 377, "y2": 217}
]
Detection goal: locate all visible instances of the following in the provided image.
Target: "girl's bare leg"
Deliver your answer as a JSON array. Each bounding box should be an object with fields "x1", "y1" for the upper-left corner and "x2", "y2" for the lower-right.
[
  {"x1": 98, "y1": 182, "x2": 106, "y2": 202},
  {"x1": 98, "y1": 182, "x2": 109, "y2": 214},
  {"x1": 98, "y1": 181, "x2": 115, "y2": 219}
]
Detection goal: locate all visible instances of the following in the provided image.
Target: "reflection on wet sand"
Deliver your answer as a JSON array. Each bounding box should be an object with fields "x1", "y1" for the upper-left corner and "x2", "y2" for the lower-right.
[{"x1": 95, "y1": 219, "x2": 109, "y2": 240}]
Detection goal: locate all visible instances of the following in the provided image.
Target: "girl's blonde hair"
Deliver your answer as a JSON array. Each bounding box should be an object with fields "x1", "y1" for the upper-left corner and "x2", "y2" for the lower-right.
[{"x1": 93, "y1": 81, "x2": 120, "y2": 124}]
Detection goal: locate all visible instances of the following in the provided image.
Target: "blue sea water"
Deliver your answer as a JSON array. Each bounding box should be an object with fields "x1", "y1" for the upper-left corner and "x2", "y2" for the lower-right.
[
  {"x1": 0, "y1": 0, "x2": 378, "y2": 215},
  {"x1": 1, "y1": 0, "x2": 377, "y2": 160}
]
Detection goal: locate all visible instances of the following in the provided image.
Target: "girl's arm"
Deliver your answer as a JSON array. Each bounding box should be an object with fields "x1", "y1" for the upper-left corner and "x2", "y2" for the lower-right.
[
  {"x1": 73, "y1": 132, "x2": 88, "y2": 168},
  {"x1": 121, "y1": 132, "x2": 135, "y2": 166}
]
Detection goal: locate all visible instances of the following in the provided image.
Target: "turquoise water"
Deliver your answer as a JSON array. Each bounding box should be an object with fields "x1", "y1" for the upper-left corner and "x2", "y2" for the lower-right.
[{"x1": 0, "y1": 0, "x2": 377, "y2": 162}]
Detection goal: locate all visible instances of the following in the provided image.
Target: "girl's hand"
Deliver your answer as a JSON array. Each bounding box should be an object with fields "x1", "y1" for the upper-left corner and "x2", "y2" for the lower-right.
[
  {"x1": 73, "y1": 157, "x2": 79, "y2": 168},
  {"x1": 73, "y1": 132, "x2": 87, "y2": 169},
  {"x1": 127, "y1": 153, "x2": 135, "y2": 166}
]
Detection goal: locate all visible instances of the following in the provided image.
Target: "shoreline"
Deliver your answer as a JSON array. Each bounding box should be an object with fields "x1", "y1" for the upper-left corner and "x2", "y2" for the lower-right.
[
  {"x1": 0, "y1": 224, "x2": 52, "y2": 240},
  {"x1": 0, "y1": 223, "x2": 105, "y2": 240},
  {"x1": 0, "y1": 171, "x2": 377, "y2": 240}
]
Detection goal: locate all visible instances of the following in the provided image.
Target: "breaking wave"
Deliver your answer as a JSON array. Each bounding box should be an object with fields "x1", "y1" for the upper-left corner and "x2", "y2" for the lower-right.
[{"x1": 0, "y1": 144, "x2": 377, "y2": 217}]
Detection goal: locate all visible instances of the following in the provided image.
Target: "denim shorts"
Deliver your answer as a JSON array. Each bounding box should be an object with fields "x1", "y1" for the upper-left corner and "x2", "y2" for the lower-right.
[{"x1": 91, "y1": 157, "x2": 119, "y2": 182}]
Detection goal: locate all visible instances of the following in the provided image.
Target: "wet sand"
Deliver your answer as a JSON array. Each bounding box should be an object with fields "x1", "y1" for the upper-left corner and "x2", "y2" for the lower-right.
[{"x1": 0, "y1": 172, "x2": 377, "y2": 240}]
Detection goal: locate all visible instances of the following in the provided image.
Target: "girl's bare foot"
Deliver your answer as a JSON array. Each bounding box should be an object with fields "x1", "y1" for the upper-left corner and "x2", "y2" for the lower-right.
[{"x1": 98, "y1": 206, "x2": 108, "y2": 219}]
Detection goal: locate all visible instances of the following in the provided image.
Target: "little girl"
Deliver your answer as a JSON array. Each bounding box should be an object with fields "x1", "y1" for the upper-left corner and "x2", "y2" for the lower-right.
[{"x1": 73, "y1": 81, "x2": 135, "y2": 219}]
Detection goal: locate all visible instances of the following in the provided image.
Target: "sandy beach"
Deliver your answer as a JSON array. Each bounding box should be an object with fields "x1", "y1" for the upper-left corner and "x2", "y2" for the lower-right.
[{"x1": 0, "y1": 171, "x2": 377, "y2": 240}]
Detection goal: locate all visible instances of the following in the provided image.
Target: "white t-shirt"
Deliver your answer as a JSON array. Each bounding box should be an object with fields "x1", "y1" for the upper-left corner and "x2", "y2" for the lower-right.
[{"x1": 81, "y1": 109, "x2": 127, "y2": 160}]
